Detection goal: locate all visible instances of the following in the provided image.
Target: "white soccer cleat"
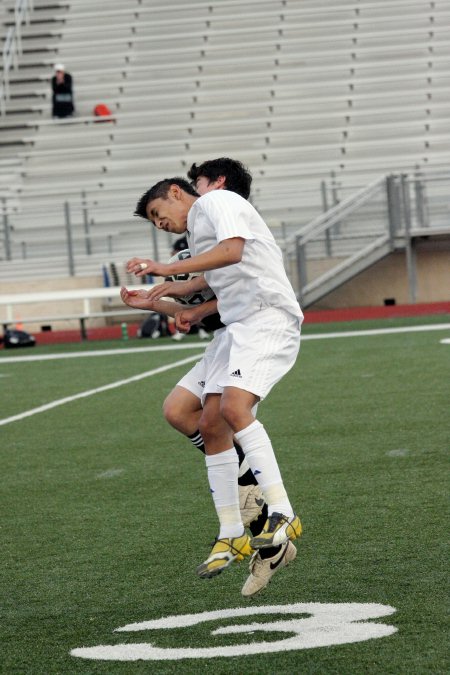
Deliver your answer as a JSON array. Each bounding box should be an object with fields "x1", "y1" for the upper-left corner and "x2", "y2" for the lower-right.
[
  {"x1": 239, "y1": 483, "x2": 265, "y2": 527},
  {"x1": 241, "y1": 540, "x2": 297, "y2": 597}
]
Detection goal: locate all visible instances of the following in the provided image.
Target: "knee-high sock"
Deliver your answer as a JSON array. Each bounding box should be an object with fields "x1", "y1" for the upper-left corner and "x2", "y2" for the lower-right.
[
  {"x1": 188, "y1": 430, "x2": 255, "y2": 483},
  {"x1": 234, "y1": 420, "x2": 294, "y2": 518},
  {"x1": 205, "y1": 449, "x2": 243, "y2": 539}
]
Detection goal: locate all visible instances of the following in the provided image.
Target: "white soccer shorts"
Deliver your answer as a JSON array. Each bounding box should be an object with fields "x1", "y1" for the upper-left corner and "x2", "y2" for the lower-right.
[
  {"x1": 202, "y1": 307, "x2": 301, "y2": 405},
  {"x1": 176, "y1": 328, "x2": 226, "y2": 399}
]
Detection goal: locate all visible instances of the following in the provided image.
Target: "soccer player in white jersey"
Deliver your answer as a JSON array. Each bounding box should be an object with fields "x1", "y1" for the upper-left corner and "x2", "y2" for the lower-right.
[
  {"x1": 123, "y1": 159, "x2": 298, "y2": 595},
  {"x1": 126, "y1": 176, "x2": 303, "y2": 584}
]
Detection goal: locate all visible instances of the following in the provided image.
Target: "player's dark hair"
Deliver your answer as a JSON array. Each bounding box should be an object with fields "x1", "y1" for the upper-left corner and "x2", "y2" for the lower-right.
[
  {"x1": 134, "y1": 177, "x2": 198, "y2": 220},
  {"x1": 187, "y1": 158, "x2": 252, "y2": 199}
]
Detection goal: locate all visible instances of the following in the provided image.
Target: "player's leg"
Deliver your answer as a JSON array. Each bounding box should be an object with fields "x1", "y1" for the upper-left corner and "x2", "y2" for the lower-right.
[
  {"x1": 220, "y1": 388, "x2": 300, "y2": 596},
  {"x1": 195, "y1": 393, "x2": 252, "y2": 578},
  {"x1": 163, "y1": 384, "x2": 202, "y2": 436},
  {"x1": 164, "y1": 333, "x2": 265, "y2": 526},
  {"x1": 163, "y1": 382, "x2": 264, "y2": 524},
  {"x1": 219, "y1": 309, "x2": 302, "y2": 564}
]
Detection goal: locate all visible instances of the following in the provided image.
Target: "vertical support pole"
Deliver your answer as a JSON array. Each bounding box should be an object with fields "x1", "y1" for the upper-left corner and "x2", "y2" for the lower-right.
[
  {"x1": 386, "y1": 175, "x2": 401, "y2": 247},
  {"x1": 151, "y1": 226, "x2": 159, "y2": 262},
  {"x1": 295, "y1": 235, "x2": 307, "y2": 302},
  {"x1": 81, "y1": 191, "x2": 92, "y2": 255},
  {"x1": 331, "y1": 171, "x2": 341, "y2": 235},
  {"x1": 320, "y1": 181, "x2": 332, "y2": 256},
  {"x1": 413, "y1": 169, "x2": 429, "y2": 229},
  {"x1": 64, "y1": 201, "x2": 75, "y2": 276},
  {"x1": 401, "y1": 175, "x2": 417, "y2": 304},
  {"x1": 2, "y1": 198, "x2": 12, "y2": 260},
  {"x1": 320, "y1": 180, "x2": 329, "y2": 213},
  {"x1": 80, "y1": 318, "x2": 87, "y2": 341}
]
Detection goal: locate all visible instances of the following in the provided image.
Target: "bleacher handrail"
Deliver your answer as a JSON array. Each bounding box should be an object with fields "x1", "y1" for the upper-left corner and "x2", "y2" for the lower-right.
[
  {"x1": 286, "y1": 175, "x2": 386, "y2": 248},
  {"x1": 1, "y1": 0, "x2": 33, "y2": 115}
]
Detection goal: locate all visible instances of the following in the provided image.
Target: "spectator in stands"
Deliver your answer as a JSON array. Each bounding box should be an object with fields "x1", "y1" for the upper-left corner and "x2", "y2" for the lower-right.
[{"x1": 51, "y1": 64, "x2": 75, "y2": 118}]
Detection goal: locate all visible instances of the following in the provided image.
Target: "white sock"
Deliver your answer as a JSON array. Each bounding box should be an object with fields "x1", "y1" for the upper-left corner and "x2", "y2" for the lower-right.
[
  {"x1": 205, "y1": 449, "x2": 243, "y2": 539},
  {"x1": 238, "y1": 457, "x2": 251, "y2": 478},
  {"x1": 234, "y1": 420, "x2": 294, "y2": 518}
]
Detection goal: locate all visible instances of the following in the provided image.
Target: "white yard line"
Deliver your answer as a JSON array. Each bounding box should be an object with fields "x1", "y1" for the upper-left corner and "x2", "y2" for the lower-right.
[
  {"x1": 301, "y1": 323, "x2": 450, "y2": 340},
  {"x1": 0, "y1": 324, "x2": 449, "y2": 364},
  {"x1": 1, "y1": 323, "x2": 448, "y2": 427},
  {"x1": 0, "y1": 343, "x2": 206, "y2": 364},
  {"x1": 0, "y1": 354, "x2": 201, "y2": 427}
]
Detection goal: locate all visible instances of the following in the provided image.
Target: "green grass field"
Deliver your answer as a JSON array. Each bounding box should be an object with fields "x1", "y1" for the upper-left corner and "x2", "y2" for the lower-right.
[{"x1": 1, "y1": 317, "x2": 449, "y2": 674}]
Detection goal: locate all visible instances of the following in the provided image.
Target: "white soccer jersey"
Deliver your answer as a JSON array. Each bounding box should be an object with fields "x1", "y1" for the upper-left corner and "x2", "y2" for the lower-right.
[{"x1": 187, "y1": 190, "x2": 303, "y2": 325}]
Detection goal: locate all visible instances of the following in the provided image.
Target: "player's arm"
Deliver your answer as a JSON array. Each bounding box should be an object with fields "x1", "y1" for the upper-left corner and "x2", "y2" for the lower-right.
[
  {"x1": 146, "y1": 275, "x2": 211, "y2": 302},
  {"x1": 120, "y1": 287, "x2": 184, "y2": 317},
  {"x1": 127, "y1": 237, "x2": 244, "y2": 278},
  {"x1": 175, "y1": 298, "x2": 218, "y2": 333}
]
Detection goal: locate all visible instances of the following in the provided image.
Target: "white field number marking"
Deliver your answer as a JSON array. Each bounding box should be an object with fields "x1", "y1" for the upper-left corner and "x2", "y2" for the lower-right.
[{"x1": 71, "y1": 602, "x2": 397, "y2": 661}]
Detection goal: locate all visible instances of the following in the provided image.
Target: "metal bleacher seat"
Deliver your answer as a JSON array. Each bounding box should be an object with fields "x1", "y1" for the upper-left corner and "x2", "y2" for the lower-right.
[{"x1": 1, "y1": 0, "x2": 449, "y2": 282}]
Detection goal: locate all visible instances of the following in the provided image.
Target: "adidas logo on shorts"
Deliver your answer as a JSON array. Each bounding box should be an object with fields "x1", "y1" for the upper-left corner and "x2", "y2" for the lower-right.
[{"x1": 230, "y1": 369, "x2": 242, "y2": 378}]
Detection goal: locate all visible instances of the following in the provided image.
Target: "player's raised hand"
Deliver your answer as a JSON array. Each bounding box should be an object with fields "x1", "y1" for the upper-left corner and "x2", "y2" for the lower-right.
[
  {"x1": 120, "y1": 286, "x2": 154, "y2": 309},
  {"x1": 126, "y1": 257, "x2": 168, "y2": 278}
]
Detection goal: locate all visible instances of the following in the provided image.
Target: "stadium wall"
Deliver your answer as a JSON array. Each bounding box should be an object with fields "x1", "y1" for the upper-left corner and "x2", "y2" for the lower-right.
[{"x1": 309, "y1": 240, "x2": 450, "y2": 310}]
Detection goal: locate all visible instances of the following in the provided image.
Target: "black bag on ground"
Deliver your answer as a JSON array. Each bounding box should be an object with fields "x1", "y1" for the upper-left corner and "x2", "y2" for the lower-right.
[{"x1": 2, "y1": 329, "x2": 36, "y2": 348}]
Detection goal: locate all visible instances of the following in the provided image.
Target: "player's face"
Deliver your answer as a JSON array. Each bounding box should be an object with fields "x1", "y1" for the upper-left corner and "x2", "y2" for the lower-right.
[
  {"x1": 194, "y1": 175, "x2": 225, "y2": 195},
  {"x1": 146, "y1": 197, "x2": 187, "y2": 234}
]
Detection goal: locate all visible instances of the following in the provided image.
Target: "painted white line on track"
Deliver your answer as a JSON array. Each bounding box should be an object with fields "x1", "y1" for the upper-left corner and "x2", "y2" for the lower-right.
[
  {"x1": 0, "y1": 354, "x2": 201, "y2": 427},
  {"x1": 0, "y1": 343, "x2": 206, "y2": 364},
  {"x1": 440, "y1": 338, "x2": 450, "y2": 344}
]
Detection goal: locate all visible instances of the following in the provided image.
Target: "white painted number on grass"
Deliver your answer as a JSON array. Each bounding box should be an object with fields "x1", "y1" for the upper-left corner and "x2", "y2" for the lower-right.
[{"x1": 71, "y1": 602, "x2": 397, "y2": 661}]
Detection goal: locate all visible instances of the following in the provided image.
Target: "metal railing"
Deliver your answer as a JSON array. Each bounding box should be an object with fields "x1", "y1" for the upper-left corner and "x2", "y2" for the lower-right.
[
  {"x1": 286, "y1": 170, "x2": 450, "y2": 307},
  {"x1": 1, "y1": 169, "x2": 449, "y2": 286},
  {"x1": 0, "y1": 0, "x2": 34, "y2": 115}
]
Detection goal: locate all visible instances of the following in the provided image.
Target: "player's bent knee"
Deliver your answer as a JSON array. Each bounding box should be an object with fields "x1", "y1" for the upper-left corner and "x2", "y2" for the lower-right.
[
  {"x1": 198, "y1": 414, "x2": 227, "y2": 448},
  {"x1": 162, "y1": 395, "x2": 187, "y2": 432},
  {"x1": 220, "y1": 389, "x2": 258, "y2": 432},
  {"x1": 220, "y1": 400, "x2": 246, "y2": 432}
]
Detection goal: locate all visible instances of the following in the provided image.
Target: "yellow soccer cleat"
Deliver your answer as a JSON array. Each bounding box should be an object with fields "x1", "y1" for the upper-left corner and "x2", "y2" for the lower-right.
[
  {"x1": 250, "y1": 512, "x2": 302, "y2": 549},
  {"x1": 196, "y1": 532, "x2": 253, "y2": 579}
]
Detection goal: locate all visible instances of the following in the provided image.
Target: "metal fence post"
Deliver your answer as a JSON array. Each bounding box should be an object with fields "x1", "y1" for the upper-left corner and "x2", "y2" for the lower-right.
[
  {"x1": 413, "y1": 168, "x2": 429, "y2": 228},
  {"x1": 152, "y1": 225, "x2": 159, "y2": 261},
  {"x1": 295, "y1": 235, "x2": 307, "y2": 301},
  {"x1": 64, "y1": 201, "x2": 75, "y2": 276},
  {"x1": 386, "y1": 175, "x2": 402, "y2": 246},
  {"x1": 2, "y1": 198, "x2": 12, "y2": 260},
  {"x1": 81, "y1": 191, "x2": 92, "y2": 254},
  {"x1": 330, "y1": 171, "x2": 341, "y2": 235},
  {"x1": 320, "y1": 181, "x2": 332, "y2": 256},
  {"x1": 401, "y1": 175, "x2": 417, "y2": 303}
]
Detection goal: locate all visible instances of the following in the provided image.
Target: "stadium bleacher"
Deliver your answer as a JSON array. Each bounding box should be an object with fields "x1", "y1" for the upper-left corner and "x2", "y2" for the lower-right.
[{"x1": 0, "y1": 0, "x2": 449, "y2": 288}]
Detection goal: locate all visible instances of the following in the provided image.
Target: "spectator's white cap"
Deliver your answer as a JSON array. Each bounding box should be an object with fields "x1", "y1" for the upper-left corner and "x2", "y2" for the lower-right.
[{"x1": 54, "y1": 63, "x2": 65, "y2": 71}]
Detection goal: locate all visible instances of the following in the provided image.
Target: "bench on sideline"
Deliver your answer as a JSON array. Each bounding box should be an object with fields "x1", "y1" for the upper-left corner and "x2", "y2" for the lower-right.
[{"x1": 0, "y1": 285, "x2": 156, "y2": 340}]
